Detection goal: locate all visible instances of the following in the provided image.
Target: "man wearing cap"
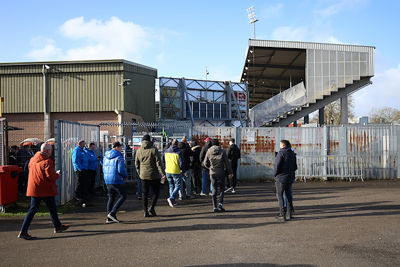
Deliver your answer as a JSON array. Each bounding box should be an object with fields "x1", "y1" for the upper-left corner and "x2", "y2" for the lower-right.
[
  {"x1": 163, "y1": 140, "x2": 184, "y2": 207},
  {"x1": 72, "y1": 140, "x2": 89, "y2": 207},
  {"x1": 135, "y1": 134, "x2": 166, "y2": 217},
  {"x1": 103, "y1": 141, "x2": 128, "y2": 223},
  {"x1": 18, "y1": 143, "x2": 69, "y2": 240}
]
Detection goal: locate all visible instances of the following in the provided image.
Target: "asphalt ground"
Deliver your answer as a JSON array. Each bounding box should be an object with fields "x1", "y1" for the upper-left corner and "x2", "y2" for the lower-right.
[{"x1": 1, "y1": 180, "x2": 400, "y2": 267}]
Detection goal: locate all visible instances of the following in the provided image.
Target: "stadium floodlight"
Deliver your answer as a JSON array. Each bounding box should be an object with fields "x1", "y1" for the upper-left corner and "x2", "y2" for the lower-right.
[{"x1": 247, "y1": 6, "x2": 259, "y2": 39}]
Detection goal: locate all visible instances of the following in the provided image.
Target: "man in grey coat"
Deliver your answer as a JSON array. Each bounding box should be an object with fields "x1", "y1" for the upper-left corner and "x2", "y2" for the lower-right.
[{"x1": 203, "y1": 139, "x2": 233, "y2": 212}]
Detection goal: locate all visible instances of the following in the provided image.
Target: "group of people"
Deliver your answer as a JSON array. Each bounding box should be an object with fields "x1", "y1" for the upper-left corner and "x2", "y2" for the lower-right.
[
  {"x1": 16, "y1": 133, "x2": 297, "y2": 240},
  {"x1": 71, "y1": 140, "x2": 100, "y2": 207}
]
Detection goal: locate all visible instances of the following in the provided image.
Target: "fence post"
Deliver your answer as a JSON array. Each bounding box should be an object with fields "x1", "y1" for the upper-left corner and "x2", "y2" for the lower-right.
[
  {"x1": 322, "y1": 126, "x2": 328, "y2": 180},
  {"x1": 397, "y1": 125, "x2": 400, "y2": 178},
  {"x1": 236, "y1": 126, "x2": 241, "y2": 180},
  {"x1": 54, "y1": 120, "x2": 62, "y2": 206}
]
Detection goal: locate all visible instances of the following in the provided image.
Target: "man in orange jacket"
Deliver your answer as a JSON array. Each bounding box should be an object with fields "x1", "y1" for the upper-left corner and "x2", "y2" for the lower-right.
[{"x1": 18, "y1": 143, "x2": 69, "y2": 240}]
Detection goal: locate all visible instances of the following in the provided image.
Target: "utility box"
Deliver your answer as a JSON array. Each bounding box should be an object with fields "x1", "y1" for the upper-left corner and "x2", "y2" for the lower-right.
[{"x1": 0, "y1": 165, "x2": 22, "y2": 211}]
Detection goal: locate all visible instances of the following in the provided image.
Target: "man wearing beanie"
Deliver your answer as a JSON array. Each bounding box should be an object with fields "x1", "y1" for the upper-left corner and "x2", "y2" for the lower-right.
[
  {"x1": 135, "y1": 134, "x2": 166, "y2": 217},
  {"x1": 103, "y1": 141, "x2": 128, "y2": 223},
  {"x1": 203, "y1": 139, "x2": 233, "y2": 212}
]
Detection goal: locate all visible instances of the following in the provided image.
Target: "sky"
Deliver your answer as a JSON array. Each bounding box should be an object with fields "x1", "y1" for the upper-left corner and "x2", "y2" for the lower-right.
[{"x1": 1, "y1": 0, "x2": 399, "y2": 117}]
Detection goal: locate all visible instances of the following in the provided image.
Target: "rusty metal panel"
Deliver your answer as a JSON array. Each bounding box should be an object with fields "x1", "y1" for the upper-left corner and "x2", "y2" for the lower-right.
[
  {"x1": 239, "y1": 127, "x2": 276, "y2": 179},
  {"x1": 346, "y1": 125, "x2": 398, "y2": 179},
  {"x1": 192, "y1": 126, "x2": 236, "y2": 149}
]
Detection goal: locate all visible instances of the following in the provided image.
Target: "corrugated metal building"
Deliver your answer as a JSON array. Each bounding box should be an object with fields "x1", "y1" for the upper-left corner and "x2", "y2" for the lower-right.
[{"x1": 0, "y1": 59, "x2": 157, "y2": 145}]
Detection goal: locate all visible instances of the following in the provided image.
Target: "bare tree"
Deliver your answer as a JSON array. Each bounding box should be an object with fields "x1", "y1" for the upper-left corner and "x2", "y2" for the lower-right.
[
  {"x1": 369, "y1": 107, "x2": 400, "y2": 124},
  {"x1": 311, "y1": 96, "x2": 355, "y2": 125}
]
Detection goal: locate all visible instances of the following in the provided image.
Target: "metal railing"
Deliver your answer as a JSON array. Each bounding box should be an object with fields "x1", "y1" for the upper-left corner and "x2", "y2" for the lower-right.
[{"x1": 296, "y1": 155, "x2": 364, "y2": 182}]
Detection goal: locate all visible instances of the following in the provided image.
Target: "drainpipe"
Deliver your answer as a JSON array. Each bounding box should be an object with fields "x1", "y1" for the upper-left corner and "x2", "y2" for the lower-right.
[{"x1": 42, "y1": 65, "x2": 51, "y2": 141}]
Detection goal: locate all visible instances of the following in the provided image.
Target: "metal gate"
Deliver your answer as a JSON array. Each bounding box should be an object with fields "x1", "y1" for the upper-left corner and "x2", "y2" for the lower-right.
[{"x1": 54, "y1": 120, "x2": 100, "y2": 205}]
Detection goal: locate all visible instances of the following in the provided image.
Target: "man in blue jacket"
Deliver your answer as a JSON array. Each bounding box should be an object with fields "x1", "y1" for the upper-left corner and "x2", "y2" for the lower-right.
[
  {"x1": 72, "y1": 140, "x2": 89, "y2": 207},
  {"x1": 274, "y1": 140, "x2": 297, "y2": 222},
  {"x1": 103, "y1": 141, "x2": 128, "y2": 223},
  {"x1": 85, "y1": 142, "x2": 99, "y2": 196}
]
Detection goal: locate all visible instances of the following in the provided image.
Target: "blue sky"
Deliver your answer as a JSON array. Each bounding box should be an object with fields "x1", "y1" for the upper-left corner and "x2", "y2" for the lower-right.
[{"x1": 1, "y1": 0, "x2": 399, "y2": 117}]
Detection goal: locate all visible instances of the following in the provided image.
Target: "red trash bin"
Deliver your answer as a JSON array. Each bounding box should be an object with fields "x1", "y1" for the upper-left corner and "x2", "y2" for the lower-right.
[{"x1": 0, "y1": 165, "x2": 22, "y2": 207}]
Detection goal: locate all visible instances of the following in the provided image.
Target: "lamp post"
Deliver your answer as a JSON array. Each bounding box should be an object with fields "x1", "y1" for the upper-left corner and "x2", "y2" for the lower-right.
[
  {"x1": 42, "y1": 64, "x2": 51, "y2": 141},
  {"x1": 247, "y1": 6, "x2": 259, "y2": 39}
]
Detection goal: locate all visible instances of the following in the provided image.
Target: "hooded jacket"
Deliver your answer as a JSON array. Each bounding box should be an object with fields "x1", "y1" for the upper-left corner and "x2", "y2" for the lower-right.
[
  {"x1": 135, "y1": 140, "x2": 165, "y2": 180},
  {"x1": 200, "y1": 140, "x2": 212, "y2": 168},
  {"x1": 72, "y1": 145, "x2": 89, "y2": 172},
  {"x1": 227, "y1": 144, "x2": 241, "y2": 166},
  {"x1": 274, "y1": 147, "x2": 297, "y2": 183},
  {"x1": 191, "y1": 145, "x2": 202, "y2": 169},
  {"x1": 163, "y1": 145, "x2": 184, "y2": 174},
  {"x1": 26, "y1": 152, "x2": 60, "y2": 197},
  {"x1": 179, "y1": 142, "x2": 193, "y2": 172},
  {"x1": 103, "y1": 149, "x2": 128, "y2": 185},
  {"x1": 85, "y1": 148, "x2": 98, "y2": 171},
  {"x1": 203, "y1": 145, "x2": 233, "y2": 178}
]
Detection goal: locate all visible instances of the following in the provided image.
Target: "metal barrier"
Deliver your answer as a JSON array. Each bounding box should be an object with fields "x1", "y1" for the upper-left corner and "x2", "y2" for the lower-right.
[
  {"x1": 296, "y1": 155, "x2": 364, "y2": 182},
  {"x1": 54, "y1": 120, "x2": 100, "y2": 205},
  {"x1": 193, "y1": 125, "x2": 400, "y2": 181}
]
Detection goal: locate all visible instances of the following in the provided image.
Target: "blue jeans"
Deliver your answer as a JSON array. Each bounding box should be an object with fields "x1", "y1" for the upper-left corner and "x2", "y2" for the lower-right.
[
  {"x1": 20, "y1": 196, "x2": 61, "y2": 233},
  {"x1": 180, "y1": 169, "x2": 192, "y2": 197},
  {"x1": 137, "y1": 177, "x2": 142, "y2": 196},
  {"x1": 106, "y1": 184, "x2": 127, "y2": 215},
  {"x1": 201, "y1": 169, "x2": 213, "y2": 194},
  {"x1": 166, "y1": 173, "x2": 182, "y2": 201}
]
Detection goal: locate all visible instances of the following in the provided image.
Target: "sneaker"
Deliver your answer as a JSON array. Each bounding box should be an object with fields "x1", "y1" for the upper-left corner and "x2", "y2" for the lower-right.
[
  {"x1": 218, "y1": 203, "x2": 225, "y2": 212},
  {"x1": 106, "y1": 218, "x2": 115, "y2": 224},
  {"x1": 276, "y1": 214, "x2": 286, "y2": 222},
  {"x1": 209, "y1": 192, "x2": 213, "y2": 196},
  {"x1": 17, "y1": 232, "x2": 35, "y2": 240},
  {"x1": 167, "y1": 198, "x2": 175, "y2": 208},
  {"x1": 224, "y1": 187, "x2": 233, "y2": 193},
  {"x1": 149, "y1": 208, "x2": 157, "y2": 217},
  {"x1": 144, "y1": 212, "x2": 152, "y2": 218},
  {"x1": 213, "y1": 208, "x2": 219, "y2": 213},
  {"x1": 54, "y1": 224, "x2": 70, "y2": 233},
  {"x1": 200, "y1": 192, "x2": 206, "y2": 196},
  {"x1": 287, "y1": 210, "x2": 294, "y2": 221},
  {"x1": 82, "y1": 203, "x2": 86, "y2": 208},
  {"x1": 107, "y1": 213, "x2": 120, "y2": 223},
  {"x1": 231, "y1": 189, "x2": 236, "y2": 194},
  {"x1": 186, "y1": 195, "x2": 191, "y2": 200},
  {"x1": 137, "y1": 196, "x2": 142, "y2": 200}
]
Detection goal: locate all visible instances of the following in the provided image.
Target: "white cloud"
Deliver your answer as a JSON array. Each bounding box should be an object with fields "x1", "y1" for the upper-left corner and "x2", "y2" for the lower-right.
[
  {"x1": 271, "y1": 26, "x2": 343, "y2": 44},
  {"x1": 261, "y1": 3, "x2": 284, "y2": 19},
  {"x1": 27, "y1": 16, "x2": 159, "y2": 61},
  {"x1": 353, "y1": 63, "x2": 400, "y2": 116},
  {"x1": 271, "y1": 26, "x2": 308, "y2": 41},
  {"x1": 315, "y1": 0, "x2": 367, "y2": 18}
]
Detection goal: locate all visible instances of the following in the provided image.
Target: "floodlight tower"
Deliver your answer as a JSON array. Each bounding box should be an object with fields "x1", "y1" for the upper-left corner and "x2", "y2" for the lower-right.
[{"x1": 247, "y1": 6, "x2": 259, "y2": 39}]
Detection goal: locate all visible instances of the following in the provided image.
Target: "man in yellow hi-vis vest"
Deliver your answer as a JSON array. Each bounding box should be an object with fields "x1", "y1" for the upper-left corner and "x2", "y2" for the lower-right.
[{"x1": 163, "y1": 140, "x2": 185, "y2": 207}]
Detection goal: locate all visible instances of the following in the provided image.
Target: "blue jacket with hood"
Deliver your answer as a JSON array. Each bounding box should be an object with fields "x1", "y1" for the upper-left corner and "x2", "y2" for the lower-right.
[
  {"x1": 72, "y1": 146, "x2": 89, "y2": 172},
  {"x1": 85, "y1": 148, "x2": 98, "y2": 171},
  {"x1": 103, "y1": 149, "x2": 128, "y2": 184}
]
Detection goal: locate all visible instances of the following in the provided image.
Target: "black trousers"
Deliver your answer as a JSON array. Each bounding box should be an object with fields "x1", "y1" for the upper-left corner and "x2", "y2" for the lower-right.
[
  {"x1": 87, "y1": 170, "x2": 97, "y2": 194},
  {"x1": 141, "y1": 179, "x2": 161, "y2": 212},
  {"x1": 275, "y1": 181, "x2": 293, "y2": 215},
  {"x1": 75, "y1": 170, "x2": 89, "y2": 202},
  {"x1": 210, "y1": 174, "x2": 225, "y2": 208},
  {"x1": 191, "y1": 166, "x2": 202, "y2": 194},
  {"x1": 231, "y1": 163, "x2": 238, "y2": 189}
]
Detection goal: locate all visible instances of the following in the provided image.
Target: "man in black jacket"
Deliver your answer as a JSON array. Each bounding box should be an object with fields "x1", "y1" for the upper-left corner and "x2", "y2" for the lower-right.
[
  {"x1": 199, "y1": 138, "x2": 212, "y2": 196},
  {"x1": 274, "y1": 140, "x2": 297, "y2": 221},
  {"x1": 226, "y1": 138, "x2": 241, "y2": 193},
  {"x1": 190, "y1": 141, "x2": 202, "y2": 194},
  {"x1": 178, "y1": 137, "x2": 193, "y2": 199}
]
